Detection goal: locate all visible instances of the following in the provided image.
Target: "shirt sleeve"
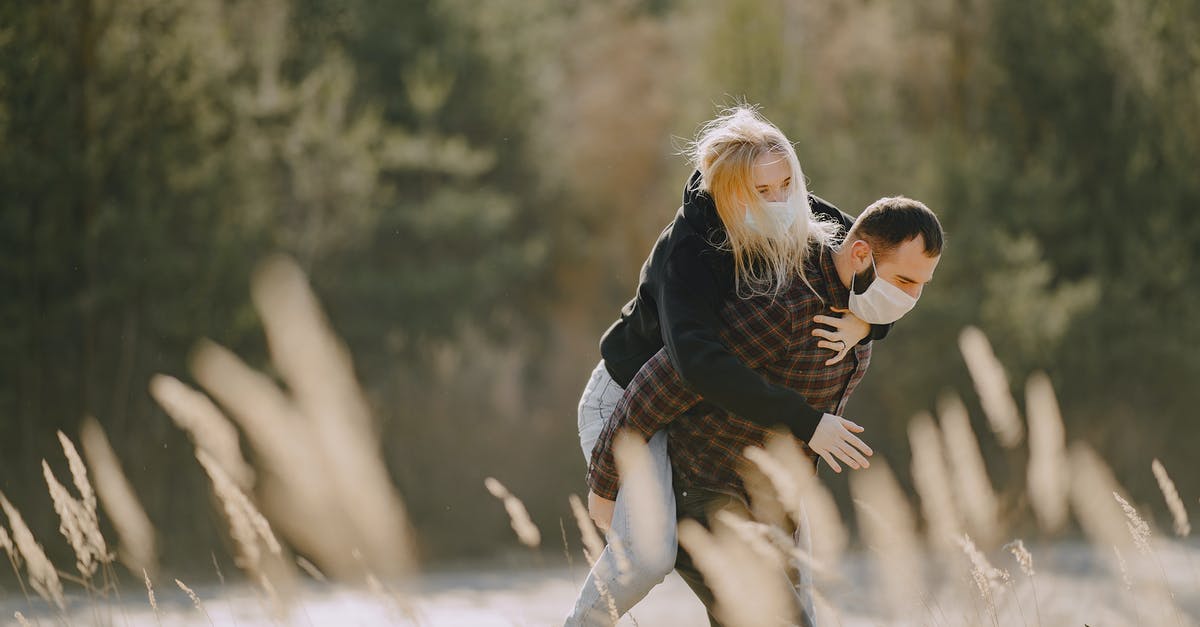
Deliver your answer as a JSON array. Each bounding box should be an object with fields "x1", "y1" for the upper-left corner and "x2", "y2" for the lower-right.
[
  {"x1": 653, "y1": 241, "x2": 824, "y2": 440},
  {"x1": 586, "y1": 348, "x2": 700, "y2": 500}
]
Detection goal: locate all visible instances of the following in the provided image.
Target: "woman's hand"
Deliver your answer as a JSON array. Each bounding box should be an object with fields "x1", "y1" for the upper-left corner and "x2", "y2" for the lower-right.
[
  {"x1": 588, "y1": 490, "x2": 616, "y2": 533},
  {"x1": 812, "y1": 307, "x2": 870, "y2": 365},
  {"x1": 808, "y1": 413, "x2": 873, "y2": 472}
]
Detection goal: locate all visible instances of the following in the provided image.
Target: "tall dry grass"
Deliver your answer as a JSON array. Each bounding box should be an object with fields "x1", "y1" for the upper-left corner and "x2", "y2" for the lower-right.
[{"x1": 545, "y1": 327, "x2": 1198, "y2": 627}]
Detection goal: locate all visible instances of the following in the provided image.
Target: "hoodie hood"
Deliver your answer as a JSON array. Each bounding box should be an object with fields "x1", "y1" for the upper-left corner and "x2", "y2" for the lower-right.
[{"x1": 680, "y1": 169, "x2": 726, "y2": 242}]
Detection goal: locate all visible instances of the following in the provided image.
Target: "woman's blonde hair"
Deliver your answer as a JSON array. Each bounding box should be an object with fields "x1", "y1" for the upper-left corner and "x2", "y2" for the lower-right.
[{"x1": 687, "y1": 105, "x2": 840, "y2": 298}]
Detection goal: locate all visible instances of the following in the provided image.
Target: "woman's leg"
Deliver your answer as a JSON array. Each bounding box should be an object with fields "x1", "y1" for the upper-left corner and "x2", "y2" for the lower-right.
[{"x1": 567, "y1": 363, "x2": 678, "y2": 626}]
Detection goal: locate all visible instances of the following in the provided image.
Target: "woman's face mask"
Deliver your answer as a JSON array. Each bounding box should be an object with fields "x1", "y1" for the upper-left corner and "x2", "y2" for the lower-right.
[
  {"x1": 848, "y1": 252, "x2": 918, "y2": 324},
  {"x1": 744, "y1": 195, "x2": 801, "y2": 236}
]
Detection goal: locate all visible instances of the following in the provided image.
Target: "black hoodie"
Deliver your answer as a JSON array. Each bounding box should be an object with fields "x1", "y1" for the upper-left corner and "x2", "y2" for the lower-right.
[{"x1": 598, "y1": 171, "x2": 889, "y2": 441}]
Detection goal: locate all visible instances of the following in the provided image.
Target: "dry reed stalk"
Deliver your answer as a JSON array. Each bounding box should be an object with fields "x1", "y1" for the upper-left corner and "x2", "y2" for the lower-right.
[
  {"x1": 1113, "y1": 491, "x2": 1184, "y2": 625},
  {"x1": 143, "y1": 568, "x2": 161, "y2": 626},
  {"x1": 42, "y1": 460, "x2": 101, "y2": 578},
  {"x1": 1150, "y1": 459, "x2": 1190, "y2": 537},
  {"x1": 611, "y1": 431, "x2": 671, "y2": 571},
  {"x1": 938, "y1": 393, "x2": 999, "y2": 545},
  {"x1": 677, "y1": 513, "x2": 794, "y2": 627},
  {"x1": 563, "y1": 497, "x2": 622, "y2": 627},
  {"x1": 149, "y1": 374, "x2": 255, "y2": 490},
  {"x1": 13, "y1": 611, "x2": 30, "y2": 626},
  {"x1": 762, "y1": 434, "x2": 847, "y2": 566},
  {"x1": 190, "y1": 255, "x2": 413, "y2": 580},
  {"x1": 296, "y1": 556, "x2": 327, "y2": 582},
  {"x1": 1025, "y1": 373, "x2": 1069, "y2": 532},
  {"x1": 849, "y1": 459, "x2": 923, "y2": 620},
  {"x1": 192, "y1": 340, "x2": 348, "y2": 569},
  {"x1": 196, "y1": 450, "x2": 282, "y2": 569},
  {"x1": 176, "y1": 578, "x2": 215, "y2": 626},
  {"x1": 907, "y1": 412, "x2": 963, "y2": 552},
  {"x1": 958, "y1": 327, "x2": 1024, "y2": 447},
  {"x1": 252, "y1": 256, "x2": 414, "y2": 577},
  {"x1": 1005, "y1": 539, "x2": 1042, "y2": 627},
  {"x1": 80, "y1": 416, "x2": 157, "y2": 576},
  {"x1": 57, "y1": 432, "x2": 97, "y2": 519},
  {"x1": 0, "y1": 492, "x2": 65, "y2": 611},
  {"x1": 568, "y1": 494, "x2": 606, "y2": 566},
  {"x1": 956, "y1": 533, "x2": 1001, "y2": 627},
  {"x1": 1113, "y1": 493, "x2": 1152, "y2": 556},
  {"x1": 1069, "y1": 444, "x2": 1182, "y2": 624},
  {"x1": 483, "y1": 477, "x2": 541, "y2": 547}
]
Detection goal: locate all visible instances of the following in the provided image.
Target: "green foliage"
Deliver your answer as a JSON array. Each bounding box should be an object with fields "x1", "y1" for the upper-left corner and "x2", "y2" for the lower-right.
[{"x1": 2, "y1": 0, "x2": 1198, "y2": 573}]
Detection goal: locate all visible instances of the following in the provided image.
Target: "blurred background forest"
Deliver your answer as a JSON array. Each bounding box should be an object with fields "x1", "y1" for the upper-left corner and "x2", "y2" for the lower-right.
[{"x1": 2, "y1": 0, "x2": 1198, "y2": 577}]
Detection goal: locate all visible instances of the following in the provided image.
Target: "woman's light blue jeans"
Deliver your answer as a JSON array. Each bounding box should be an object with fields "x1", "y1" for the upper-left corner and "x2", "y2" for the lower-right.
[{"x1": 565, "y1": 360, "x2": 677, "y2": 626}]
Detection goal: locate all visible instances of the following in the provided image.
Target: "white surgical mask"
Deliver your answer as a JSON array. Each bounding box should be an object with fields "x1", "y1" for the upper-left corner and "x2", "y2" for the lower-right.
[
  {"x1": 744, "y1": 196, "x2": 801, "y2": 236},
  {"x1": 848, "y1": 253, "x2": 918, "y2": 324}
]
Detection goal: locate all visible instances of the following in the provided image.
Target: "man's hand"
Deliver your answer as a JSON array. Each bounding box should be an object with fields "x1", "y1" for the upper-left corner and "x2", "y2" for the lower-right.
[
  {"x1": 588, "y1": 489, "x2": 616, "y2": 532},
  {"x1": 808, "y1": 413, "x2": 873, "y2": 473},
  {"x1": 812, "y1": 308, "x2": 870, "y2": 365}
]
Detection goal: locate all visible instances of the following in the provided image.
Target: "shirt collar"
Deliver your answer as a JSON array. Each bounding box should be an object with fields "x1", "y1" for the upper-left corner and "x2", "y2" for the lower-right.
[{"x1": 815, "y1": 244, "x2": 851, "y2": 310}]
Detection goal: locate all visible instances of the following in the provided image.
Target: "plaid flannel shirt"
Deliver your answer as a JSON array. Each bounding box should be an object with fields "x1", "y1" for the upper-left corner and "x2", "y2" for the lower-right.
[{"x1": 587, "y1": 244, "x2": 872, "y2": 501}]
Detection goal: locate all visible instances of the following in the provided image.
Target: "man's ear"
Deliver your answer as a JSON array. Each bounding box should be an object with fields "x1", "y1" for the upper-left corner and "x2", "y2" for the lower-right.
[{"x1": 849, "y1": 239, "x2": 873, "y2": 272}]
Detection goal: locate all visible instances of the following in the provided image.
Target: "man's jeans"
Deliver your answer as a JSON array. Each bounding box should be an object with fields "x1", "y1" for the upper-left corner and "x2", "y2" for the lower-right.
[
  {"x1": 566, "y1": 361, "x2": 678, "y2": 626},
  {"x1": 673, "y1": 486, "x2": 817, "y2": 627}
]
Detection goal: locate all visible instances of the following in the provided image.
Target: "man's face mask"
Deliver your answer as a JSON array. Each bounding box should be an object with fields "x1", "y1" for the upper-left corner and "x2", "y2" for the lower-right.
[{"x1": 848, "y1": 252, "x2": 918, "y2": 324}]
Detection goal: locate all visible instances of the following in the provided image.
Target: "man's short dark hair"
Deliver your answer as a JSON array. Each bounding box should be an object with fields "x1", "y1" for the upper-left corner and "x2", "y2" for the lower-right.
[{"x1": 845, "y1": 196, "x2": 944, "y2": 258}]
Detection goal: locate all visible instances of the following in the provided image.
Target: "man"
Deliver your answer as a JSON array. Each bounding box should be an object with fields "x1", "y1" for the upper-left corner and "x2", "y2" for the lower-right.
[{"x1": 587, "y1": 196, "x2": 944, "y2": 626}]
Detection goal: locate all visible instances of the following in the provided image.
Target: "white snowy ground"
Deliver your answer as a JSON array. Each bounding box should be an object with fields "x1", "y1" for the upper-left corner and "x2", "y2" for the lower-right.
[{"x1": 4, "y1": 541, "x2": 1198, "y2": 626}]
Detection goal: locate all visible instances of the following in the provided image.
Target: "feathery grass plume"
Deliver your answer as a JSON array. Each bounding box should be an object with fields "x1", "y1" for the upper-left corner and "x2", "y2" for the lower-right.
[
  {"x1": 1110, "y1": 491, "x2": 1184, "y2": 624},
  {"x1": 850, "y1": 459, "x2": 922, "y2": 620},
  {"x1": 0, "y1": 492, "x2": 65, "y2": 611},
  {"x1": 252, "y1": 255, "x2": 414, "y2": 576},
  {"x1": 1025, "y1": 373, "x2": 1069, "y2": 532},
  {"x1": 566, "y1": 496, "x2": 620, "y2": 624},
  {"x1": 296, "y1": 556, "x2": 327, "y2": 582},
  {"x1": 907, "y1": 412, "x2": 963, "y2": 552},
  {"x1": 938, "y1": 393, "x2": 999, "y2": 545},
  {"x1": 80, "y1": 416, "x2": 157, "y2": 576},
  {"x1": 196, "y1": 450, "x2": 282, "y2": 569},
  {"x1": 957, "y1": 533, "x2": 1002, "y2": 625},
  {"x1": 1066, "y1": 444, "x2": 1184, "y2": 622},
  {"x1": 13, "y1": 611, "x2": 30, "y2": 627},
  {"x1": 192, "y1": 339, "x2": 349, "y2": 570},
  {"x1": 56, "y1": 432, "x2": 96, "y2": 517},
  {"x1": 568, "y1": 494, "x2": 606, "y2": 566},
  {"x1": 958, "y1": 327, "x2": 1023, "y2": 447},
  {"x1": 1113, "y1": 493, "x2": 1152, "y2": 555},
  {"x1": 149, "y1": 374, "x2": 255, "y2": 489},
  {"x1": 191, "y1": 254, "x2": 413, "y2": 580},
  {"x1": 677, "y1": 512, "x2": 794, "y2": 626},
  {"x1": 176, "y1": 578, "x2": 215, "y2": 626},
  {"x1": 762, "y1": 434, "x2": 847, "y2": 566},
  {"x1": 143, "y1": 568, "x2": 161, "y2": 626},
  {"x1": 612, "y1": 431, "x2": 671, "y2": 570},
  {"x1": 1068, "y1": 444, "x2": 1137, "y2": 555},
  {"x1": 1005, "y1": 539, "x2": 1034, "y2": 577},
  {"x1": 56, "y1": 431, "x2": 111, "y2": 575},
  {"x1": 1150, "y1": 459, "x2": 1190, "y2": 537},
  {"x1": 0, "y1": 525, "x2": 15, "y2": 565},
  {"x1": 42, "y1": 460, "x2": 100, "y2": 578},
  {"x1": 1005, "y1": 539, "x2": 1042, "y2": 627},
  {"x1": 484, "y1": 477, "x2": 541, "y2": 547}
]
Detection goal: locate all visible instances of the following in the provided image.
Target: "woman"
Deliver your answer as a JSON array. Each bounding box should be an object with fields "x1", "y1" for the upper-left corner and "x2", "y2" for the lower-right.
[{"x1": 566, "y1": 106, "x2": 886, "y2": 625}]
